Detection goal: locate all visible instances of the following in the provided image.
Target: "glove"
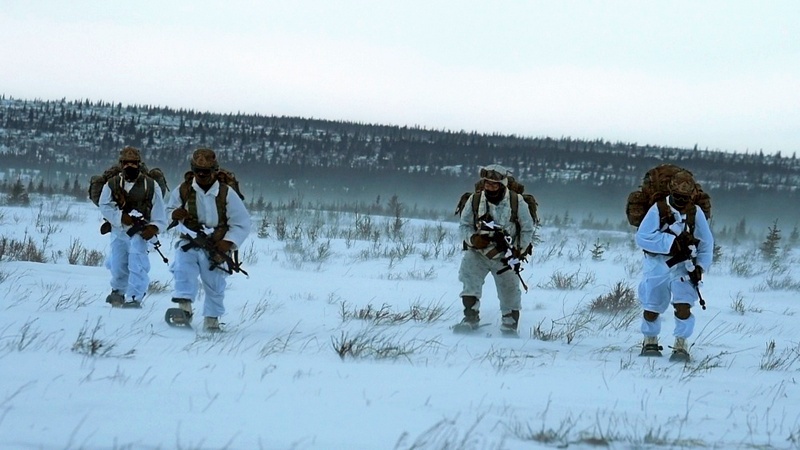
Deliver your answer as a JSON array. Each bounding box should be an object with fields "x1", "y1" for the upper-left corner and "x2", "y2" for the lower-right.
[
  {"x1": 121, "y1": 212, "x2": 134, "y2": 226},
  {"x1": 100, "y1": 221, "x2": 112, "y2": 235},
  {"x1": 215, "y1": 240, "x2": 234, "y2": 254},
  {"x1": 171, "y1": 208, "x2": 189, "y2": 221},
  {"x1": 469, "y1": 234, "x2": 491, "y2": 249},
  {"x1": 140, "y1": 225, "x2": 158, "y2": 240},
  {"x1": 689, "y1": 266, "x2": 703, "y2": 284}
]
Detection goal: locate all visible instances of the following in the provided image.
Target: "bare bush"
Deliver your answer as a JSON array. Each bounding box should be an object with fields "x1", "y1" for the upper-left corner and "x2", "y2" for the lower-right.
[
  {"x1": 538, "y1": 268, "x2": 596, "y2": 290},
  {"x1": 331, "y1": 329, "x2": 436, "y2": 361},
  {"x1": 66, "y1": 238, "x2": 86, "y2": 265},
  {"x1": 339, "y1": 300, "x2": 447, "y2": 324},
  {"x1": 729, "y1": 253, "x2": 757, "y2": 277},
  {"x1": 71, "y1": 317, "x2": 134, "y2": 358},
  {"x1": 285, "y1": 239, "x2": 332, "y2": 265},
  {"x1": 384, "y1": 266, "x2": 437, "y2": 281},
  {"x1": 760, "y1": 340, "x2": 800, "y2": 371},
  {"x1": 81, "y1": 249, "x2": 104, "y2": 266},
  {"x1": 589, "y1": 281, "x2": 637, "y2": 312},
  {"x1": 147, "y1": 280, "x2": 172, "y2": 294},
  {"x1": 729, "y1": 291, "x2": 762, "y2": 314},
  {"x1": 0, "y1": 234, "x2": 47, "y2": 263}
]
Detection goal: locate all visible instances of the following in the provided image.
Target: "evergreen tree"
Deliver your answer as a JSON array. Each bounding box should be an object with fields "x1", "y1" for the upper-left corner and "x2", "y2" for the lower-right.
[
  {"x1": 7, "y1": 178, "x2": 30, "y2": 206},
  {"x1": 759, "y1": 219, "x2": 781, "y2": 261}
]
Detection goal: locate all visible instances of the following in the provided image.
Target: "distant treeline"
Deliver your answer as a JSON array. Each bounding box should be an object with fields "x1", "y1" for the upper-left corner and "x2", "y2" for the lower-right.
[{"x1": 1, "y1": 96, "x2": 799, "y2": 228}]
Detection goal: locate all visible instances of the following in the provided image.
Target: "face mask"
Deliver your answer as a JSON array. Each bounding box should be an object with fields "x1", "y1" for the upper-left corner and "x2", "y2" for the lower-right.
[
  {"x1": 670, "y1": 194, "x2": 690, "y2": 211},
  {"x1": 485, "y1": 185, "x2": 506, "y2": 204},
  {"x1": 123, "y1": 166, "x2": 140, "y2": 180}
]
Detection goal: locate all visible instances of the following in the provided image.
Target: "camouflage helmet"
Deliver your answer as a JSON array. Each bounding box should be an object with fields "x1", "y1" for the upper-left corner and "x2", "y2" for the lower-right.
[
  {"x1": 191, "y1": 148, "x2": 219, "y2": 171},
  {"x1": 479, "y1": 164, "x2": 510, "y2": 186},
  {"x1": 668, "y1": 170, "x2": 697, "y2": 197},
  {"x1": 118, "y1": 146, "x2": 142, "y2": 164}
]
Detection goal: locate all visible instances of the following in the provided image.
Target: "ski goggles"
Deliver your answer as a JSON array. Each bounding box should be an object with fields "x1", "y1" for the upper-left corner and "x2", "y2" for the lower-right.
[{"x1": 480, "y1": 168, "x2": 507, "y2": 182}]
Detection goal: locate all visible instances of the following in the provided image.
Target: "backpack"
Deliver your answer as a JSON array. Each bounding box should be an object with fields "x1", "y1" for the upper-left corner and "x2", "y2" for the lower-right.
[
  {"x1": 455, "y1": 175, "x2": 540, "y2": 235},
  {"x1": 88, "y1": 163, "x2": 169, "y2": 206},
  {"x1": 625, "y1": 164, "x2": 712, "y2": 228}
]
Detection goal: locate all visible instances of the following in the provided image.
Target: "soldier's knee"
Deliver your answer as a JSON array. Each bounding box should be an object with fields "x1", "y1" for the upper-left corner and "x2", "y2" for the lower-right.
[
  {"x1": 643, "y1": 310, "x2": 659, "y2": 322},
  {"x1": 674, "y1": 303, "x2": 692, "y2": 320}
]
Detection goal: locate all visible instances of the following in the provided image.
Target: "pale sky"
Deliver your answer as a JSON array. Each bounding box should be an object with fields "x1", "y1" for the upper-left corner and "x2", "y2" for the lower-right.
[{"x1": 1, "y1": 1, "x2": 798, "y2": 155}]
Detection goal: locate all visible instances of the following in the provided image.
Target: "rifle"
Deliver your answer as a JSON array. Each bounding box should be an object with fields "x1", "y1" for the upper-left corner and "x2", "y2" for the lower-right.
[
  {"x1": 179, "y1": 227, "x2": 248, "y2": 276},
  {"x1": 478, "y1": 216, "x2": 531, "y2": 292},
  {"x1": 126, "y1": 211, "x2": 168, "y2": 263},
  {"x1": 682, "y1": 258, "x2": 707, "y2": 310},
  {"x1": 665, "y1": 232, "x2": 699, "y2": 268},
  {"x1": 126, "y1": 213, "x2": 147, "y2": 237},
  {"x1": 671, "y1": 239, "x2": 707, "y2": 310}
]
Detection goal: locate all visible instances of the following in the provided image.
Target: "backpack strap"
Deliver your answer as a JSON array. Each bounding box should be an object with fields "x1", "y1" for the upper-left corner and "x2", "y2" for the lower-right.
[
  {"x1": 216, "y1": 183, "x2": 229, "y2": 228},
  {"x1": 656, "y1": 200, "x2": 673, "y2": 230},
  {"x1": 509, "y1": 190, "x2": 519, "y2": 226},
  {"x1": 509, "y1": 192, "x2": 523, "y2": 246},
  {"x1": 470, "y1": 191, "x2": 482, "y2": 229},
  {"x1": 107, "y1": 175, "x2": 125, "y2": 208}
]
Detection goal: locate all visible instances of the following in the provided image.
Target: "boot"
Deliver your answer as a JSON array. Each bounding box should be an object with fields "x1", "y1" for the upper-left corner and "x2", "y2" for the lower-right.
[
  {"x1": 105, "y1": 290, "x2": 124, "y2": 307},
  {"x1": 121, "y1": 296, "x2": 142, "y2": 309},
  {"x1": 640, "y1": 336, "x2": 663, "y2": 357},
  {"x1": 173, "y1": 298, "x2": 193, "y2": 318},
  {"x1": 500, "y1": 310, "x2": 520, "y2": 333},
  {"x1": 669, "y1": 337, "x2": 690, "y2": 362},
  {"x1": 453, "y1": 296, "x2": 481, "y2": 333},
  {"x1": 461, "y1": 296, "x2": 480, "y2": 325},
  {"x1": 204, "y1": 316, "x2": 221, "y2": 332}
]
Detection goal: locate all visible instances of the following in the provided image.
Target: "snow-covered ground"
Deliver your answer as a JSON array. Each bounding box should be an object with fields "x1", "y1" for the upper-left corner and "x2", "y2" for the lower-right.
[{"x1": 1, "y1": 198, "x2": 799, "y2": 449}]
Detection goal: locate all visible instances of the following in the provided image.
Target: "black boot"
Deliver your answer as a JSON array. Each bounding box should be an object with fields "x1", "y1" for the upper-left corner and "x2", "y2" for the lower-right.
[
  {"x1": 461, "y1": 296, "x2": 480, "y2": 325},
  {"x1": 454, "y1": 296, "x2": 481, "y2": 333}
]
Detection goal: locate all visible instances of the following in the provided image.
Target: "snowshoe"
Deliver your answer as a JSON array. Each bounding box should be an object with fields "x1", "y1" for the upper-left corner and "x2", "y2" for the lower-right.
[
  {"x1": 165, "y1": 308, "x2": 193, "y2": 328},
  {"x1": 669, "y1": 349, "x2": 691, "y2": 362},
  {"x1": 452, "y1": 322, "x2": 479, "y2": 334},
  {"x1": 452, "y1": 320, "x2": 485, "y2": 334},
  {"x1": 669, "y1": 337, "x2": 690, "y2": 362},
  {"x1": 500, "y1": 328, "x2": 520, "y2": 338},
  {"x1": 639, "y1": 337, "x2": 663, "y2": 357},
  {"x1": 120, "y1": 300, "x2": 142, "y2": 309}
]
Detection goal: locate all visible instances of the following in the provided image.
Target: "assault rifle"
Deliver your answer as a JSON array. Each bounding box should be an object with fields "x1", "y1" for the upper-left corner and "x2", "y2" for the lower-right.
[
  {"x1": 125, "y1": 211, "x2": 148, "y2": 237},
  {"x1": 126, "y1": 210, "x2": 168, "y2": 263},
  {"x1": 679, "y1": 245, "x2": 707, "y2": 310},
  {"x1": 665, "y1": 232, "x2": 699, "y2": 268},
  {"x1": 179, "y1": 225, "x2": 248, "y2": 276},
  {"x1": 666, "y1": 232, "x2": 707, "y2": 310},
  {"x1": 478, "y1": 216, "x2": 531, "y2": 292}
]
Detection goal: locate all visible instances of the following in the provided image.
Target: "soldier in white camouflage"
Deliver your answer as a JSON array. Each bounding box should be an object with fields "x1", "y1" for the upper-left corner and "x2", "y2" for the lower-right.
[{"x1": 456, "y1": 164, "x2": 535, "y2": 334}]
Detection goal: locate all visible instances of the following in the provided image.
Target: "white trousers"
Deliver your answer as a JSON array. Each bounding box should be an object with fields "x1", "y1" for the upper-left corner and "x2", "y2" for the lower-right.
[
  {"x1": 458, "y1": 250, "x2": 522, "y2": 314},
  {"x1": 108, "y1": 231, "x2": 150, "y2": 301},
  {"x1": 170, "y1": 245, "x2": 228, "y2": 318},
  {"x1": 638, "y1": 256, "x2": 698, "y2": 339}
]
